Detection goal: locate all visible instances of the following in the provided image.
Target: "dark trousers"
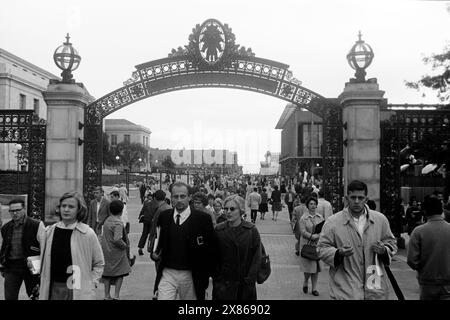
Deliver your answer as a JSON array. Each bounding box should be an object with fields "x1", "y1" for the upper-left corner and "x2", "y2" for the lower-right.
[
  {"x1": 138, "y1": 222, "x2": 152, "y2": 249},
  {"x1": 287, "y1": 202, "x2": 294, "y2": 221},
  {"x1": 250, "y1": 210, "x2": 258, "y2": 223},
  {"x1": 3, "y1": 259, "x2": 38, "y2": 300}
]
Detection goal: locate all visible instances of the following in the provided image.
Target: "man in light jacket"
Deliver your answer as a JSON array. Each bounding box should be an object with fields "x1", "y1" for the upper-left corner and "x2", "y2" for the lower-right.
[
  {"x1": 317, "y1": 180, "x2": 397, "y2": 300},
  {"x1": 248, "y1": 187, "x2": 261, "y2": 224}
]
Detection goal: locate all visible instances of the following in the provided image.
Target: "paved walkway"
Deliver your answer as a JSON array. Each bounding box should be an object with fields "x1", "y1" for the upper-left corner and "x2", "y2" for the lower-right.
[{"x1": 0, "y1": 188, "x2": 420, "y2": 300}]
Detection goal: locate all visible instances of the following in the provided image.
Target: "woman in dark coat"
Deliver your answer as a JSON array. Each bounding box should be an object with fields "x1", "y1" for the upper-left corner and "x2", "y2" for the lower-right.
[
  {"x1": 213, "y1": 195, "x2": 262, "y2": 300},
  {"x1": 100, "y1": 200, "x2": 131, "y2": 300}
]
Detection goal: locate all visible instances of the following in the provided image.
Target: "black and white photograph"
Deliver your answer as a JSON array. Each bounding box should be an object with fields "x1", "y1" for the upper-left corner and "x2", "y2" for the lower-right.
[{"x1": 0, "y1": 0, "x2": 450, "y2": 306}]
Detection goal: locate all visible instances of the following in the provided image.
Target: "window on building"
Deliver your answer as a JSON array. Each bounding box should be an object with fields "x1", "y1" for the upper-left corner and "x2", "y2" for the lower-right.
[
  {"x1": 33, "y1": 99, "x2": 40, "y2": 116},
  {"x1": 111, "y1": 134, "x2": 117, "y2": 146},
  {"x1": 143, "y1": 136, "x2": 145, "y2": 145},
  {"x1": 20, "y1": 94, "x2": 26, "y2": 109},
  {"x1": 146, "y1": 137, "x2": 149, "y2": 146},
  {"x1": 124, "y1": 134, "x2": 130, "y2": 144},
  {"x1": 300, "y1": 123, "x2": 322, "y2": 157}
]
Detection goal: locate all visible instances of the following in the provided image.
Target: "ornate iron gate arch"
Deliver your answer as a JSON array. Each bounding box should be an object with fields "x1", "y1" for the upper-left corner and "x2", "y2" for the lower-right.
[{"x1": 84, "y1": 19, "x2": 343, "y2": 210}]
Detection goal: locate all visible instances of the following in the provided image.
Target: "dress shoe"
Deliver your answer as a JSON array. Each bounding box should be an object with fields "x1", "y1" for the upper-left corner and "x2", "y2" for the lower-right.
[
  {"x1": 129, "y1": 255, "x2": 136, "y2": 267},
  {"x1": 312, "y1": 290, "x2": 319, "y2": 296},
  {"x1": 295, "y1": 251, "x2": 299, "y2": 256},
  {"x1": 138, "y1": 248, "x2": 144, "y2": 256},
  {"x1": 302, "y1": 286, "x2": 308, "y2": 294}
]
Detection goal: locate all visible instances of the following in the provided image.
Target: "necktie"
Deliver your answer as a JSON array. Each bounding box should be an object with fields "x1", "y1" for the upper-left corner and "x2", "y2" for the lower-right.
[{"x1": 176, "y1": 214, "x2": 181, "y2": 226}]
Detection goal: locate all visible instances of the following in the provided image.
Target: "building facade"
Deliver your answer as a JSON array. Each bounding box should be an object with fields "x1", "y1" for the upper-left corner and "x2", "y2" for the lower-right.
[
  {"x1": 0, "y1": 48, "x2": 59, "y2": 170},
  {"x1": 275, "y1": 103, "x2": 323, "y2": 177},
  {"x1": 104, "y1": 118, "x2": 151, "y2": 171},
  {"x1": 149, "y1": 148, "x2": 242, "y2": 176}
]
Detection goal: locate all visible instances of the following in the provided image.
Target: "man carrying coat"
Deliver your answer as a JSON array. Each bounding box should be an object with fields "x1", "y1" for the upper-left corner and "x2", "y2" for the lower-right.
[
  {"x1": 317, "y1": 180, "x2": 397, "y2": 300},
  {"x1": 153, "y1": 181, "x2": 216, "y2": 300}
]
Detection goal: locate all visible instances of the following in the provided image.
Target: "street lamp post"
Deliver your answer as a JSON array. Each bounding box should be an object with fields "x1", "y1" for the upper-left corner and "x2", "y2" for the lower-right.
[
  {"x1": 138, "y1": 157, "x2": 142, "y2": 180},
  {"x1": 15, "y1": 144, "x2": 22, "y2": 194},
  {"x1": 155, "y1": 159, "x2": 161, "y2": 189},
  {"x1": 115, "y1": 155, "x2": 120, "y2": 184}
]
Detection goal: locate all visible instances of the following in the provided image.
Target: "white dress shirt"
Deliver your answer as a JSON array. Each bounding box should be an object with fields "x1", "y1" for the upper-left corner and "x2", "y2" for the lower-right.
[{"x1": 174, "y1": 206, "x2": 191, "y2": 225}]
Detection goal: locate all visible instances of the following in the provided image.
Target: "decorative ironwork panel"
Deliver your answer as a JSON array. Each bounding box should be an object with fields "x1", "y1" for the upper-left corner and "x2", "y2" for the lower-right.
[
  {"x1": 0, "y1": 110, "x2": 46, "y2": 220},
  {"x1": 28, "y1": 126, "x2": 46, "y2": 220},
  {"x1": 85, "y1": 19, "x2": 325, "y2": 121},
  {"x1": 321, "y1": 101, "x2": 344, "y2": 212},
  {"x1": 380, "y1": 107, "x2": 450, "y2": 214},
  {"x1": 83, "y1": 117, "x2": 103, "y2": 203}
]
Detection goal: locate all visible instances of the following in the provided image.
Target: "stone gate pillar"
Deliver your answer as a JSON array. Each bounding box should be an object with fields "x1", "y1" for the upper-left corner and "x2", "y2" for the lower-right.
[
  {"x1": 339, "y1": 79, "x2": 386, "y2": 209},
  {"x1": 43, "y1": 81, "x2": 93, "y2": 221}
]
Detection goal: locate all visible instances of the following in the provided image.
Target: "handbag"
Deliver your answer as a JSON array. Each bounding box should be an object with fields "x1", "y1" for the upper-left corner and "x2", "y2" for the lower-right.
[
  {"x1": 300, "y1": 223, "x2": 320, "y2": 261},
  {"x1": 256, "y1": 242, "x2": 271, "y2": 284}
]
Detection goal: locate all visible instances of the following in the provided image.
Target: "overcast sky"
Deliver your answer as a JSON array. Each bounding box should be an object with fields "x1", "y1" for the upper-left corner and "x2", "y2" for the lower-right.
[{"x1": 1, "y1": 0, "x2": 449, "y2": 173}]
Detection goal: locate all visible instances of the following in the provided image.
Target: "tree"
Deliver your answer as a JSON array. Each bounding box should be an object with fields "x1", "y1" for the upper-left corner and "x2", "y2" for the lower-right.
[
  {"x1": 115, "y1": 141, "x2": 148, "y2": 171},
  {"x1": 405, "y1": 6, "x2": 450, "y2": 102},
  {"x1": 161, "y1": 156, "x2": 175, "y2": 171},
  {"x1": 405, "y1": 46, "x2": 450, "y2": 102}
]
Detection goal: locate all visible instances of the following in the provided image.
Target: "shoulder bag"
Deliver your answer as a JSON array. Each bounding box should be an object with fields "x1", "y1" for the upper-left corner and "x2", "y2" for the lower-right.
[
  {"x1": 300, "y1": 222, "x2": 320, "y2": 261},
  {"x1": 257, "y1": 242, "x2": 271, "y2": 284}
]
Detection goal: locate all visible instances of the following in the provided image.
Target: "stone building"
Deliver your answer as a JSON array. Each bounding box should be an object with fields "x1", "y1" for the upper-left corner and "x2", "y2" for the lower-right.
[
  {"x1": 104, "y1": 118, "x2": 151, "y2": 171},
  {"x1": 275, "y1": 103, "x2": 323, "y2": 177},
  {"x1": 0, "y1": 48, "x2": 59, "y2": 170}
]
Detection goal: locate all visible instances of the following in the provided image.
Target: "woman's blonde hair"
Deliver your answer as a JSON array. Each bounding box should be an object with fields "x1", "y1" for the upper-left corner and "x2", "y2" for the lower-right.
[
  {"x1": 57, "y1": 191, "x2": 88, "y2": 222},
  {"x1": 224, "y1": 194, "x2": 246, "y2": 215}
]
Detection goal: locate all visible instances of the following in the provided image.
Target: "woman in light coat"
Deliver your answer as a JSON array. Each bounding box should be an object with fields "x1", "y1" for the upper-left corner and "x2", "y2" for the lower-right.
[
  {"x1": 299, "y1": 196, "x2": 324, "y2": 296},
  {"x1": 39, "y1": 191, "x2": 104, "y2": 300}
]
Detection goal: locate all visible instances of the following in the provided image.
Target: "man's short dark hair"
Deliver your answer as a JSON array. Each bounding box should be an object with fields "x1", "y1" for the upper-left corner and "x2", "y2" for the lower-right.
[
  {"x1": 171, "y1": 181, "x2": 191, "y2": 195},
  {"x1": 93, "y1": 186, "x2": 103, "y2": 193},
  {"x1": 110, "y1": 200, "x2": 124, "y2": 216},
  {"x1": 9, "y1": 198, "x2": 25, "y2": 207},
  {"x1": 318, "y1": 190, "x2": 325, "y2": 198},
  {"x1": 423, "y1": 195, "x2": 443, "y2": 216},
  {"x1": 347, "y1": 180, "x2": 368, "y2": 196},
  {"x1": 154, "y1": 190, "x2": 166, "y2": 201},
  {"x1": 192, "y1": 192, "x2": 208, "y2": 206},
  {"x1": 110, "y1": 190, "x2": 120, "y2": 198},
  {"x1": 274, "y1": 185, "x2": 279, "y2": 190}
]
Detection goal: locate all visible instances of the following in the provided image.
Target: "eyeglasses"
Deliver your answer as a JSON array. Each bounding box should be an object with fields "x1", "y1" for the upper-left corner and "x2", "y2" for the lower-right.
[
  {"x1": 9, "y1": 208, "x2": 23, "y2": 213},
  {"x1": 223, "y1": 207, "x2": 236, "y2": 212}
]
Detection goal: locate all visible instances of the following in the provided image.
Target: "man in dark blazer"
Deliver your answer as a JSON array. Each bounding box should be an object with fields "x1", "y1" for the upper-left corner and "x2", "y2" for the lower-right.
[
  {"x1": 0, "y1": 198, "x2": 45, "y2": 300},
  {"x1": 153, "y1": 181, "x2": 216, "y2": 300},
  {"x1": 86, "y1": 186, "x2": 110, "y2": 235}
]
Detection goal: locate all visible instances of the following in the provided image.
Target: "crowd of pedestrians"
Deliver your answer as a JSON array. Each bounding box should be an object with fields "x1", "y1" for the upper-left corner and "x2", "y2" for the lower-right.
[{"x1": 0, "y1": 172, "x2": 449, "y2": 300}]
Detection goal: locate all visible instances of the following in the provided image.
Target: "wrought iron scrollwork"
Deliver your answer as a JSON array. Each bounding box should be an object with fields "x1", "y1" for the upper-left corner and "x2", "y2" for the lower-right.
[
  {"x1": 83, "y1": 115, "x2": 103, "y2": 204},
  {"x1": 321, "y1": 101, "x2": 344, "y2": 212},
  {"x1": 0, "y1": 110, "x2": 46, "y2": 220},
  {"x1": 380, "y1": 107, "x2": 450, "y2": 214}
]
